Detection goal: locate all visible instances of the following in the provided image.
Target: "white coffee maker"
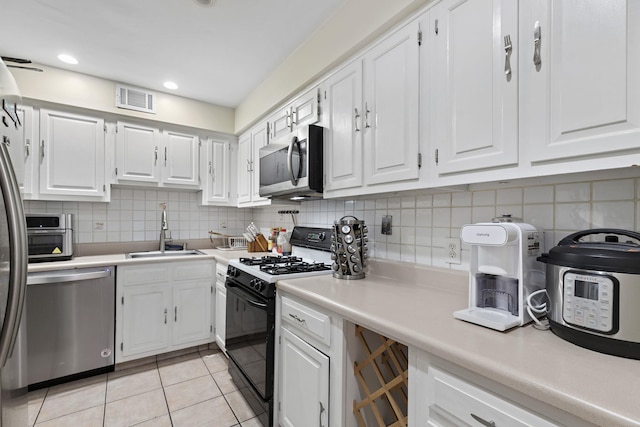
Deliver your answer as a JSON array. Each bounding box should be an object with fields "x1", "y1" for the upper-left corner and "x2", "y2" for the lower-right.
[{"x1": 453, "y1": 216, "x2": 545, "y2": 331}]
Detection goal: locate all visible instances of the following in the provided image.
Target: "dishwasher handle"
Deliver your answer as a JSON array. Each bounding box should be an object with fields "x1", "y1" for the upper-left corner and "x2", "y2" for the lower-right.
[{"x1": 27, "y1": 267, "x2": 113, "y2": 285}]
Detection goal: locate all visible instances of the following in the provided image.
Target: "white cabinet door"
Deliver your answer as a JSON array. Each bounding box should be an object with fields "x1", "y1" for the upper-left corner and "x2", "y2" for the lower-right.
[
  {"x1": 172, "y1": 281, "x2": 212, "y2": 346},
  {"x1": 279, "y1": 326, "x2": 329, "y2": 427},
  {"x1": 431, "y1": 0, "x2": 518, "y2": 174},
  {"x1": 364, "y1": 21, "x2": 421, "y2": 185},
  {"x1": 162, "y1": 131, "x2": 199, "y2": 187},
  {"x1": 5, "y1": 105, "x2": 35, "y2": 196},
  {"x1": 115, "y1": 121, "x2": 161, "y2": 184},
  {"x1": 122, "y1": 284, "x2": 171, "y2": 357},
  {"x1": 215, "y1": 282, "x2": 226, "y2": 352},
  {"x1": 39, "y1": 109, "x2": 106, "y2": 198},
  {"x1": 521, "y1": 0, "x2": 640, "y2": 163},
  {"x1": 236, "y1": 132, "x2": 252, "y2": 205},
  {"x1": 201, "y1": 138, "x2": 230, "y2": 204},
  {"x1": 237, "y1": 124, "x2": 271, "y2": 207},
  {"x1": 292, "y1": 87, "x2": 321, "y2": 129},
  {"x1": 269, "y1": 86, "x2": 321, "y2": 141},
  {"x1": 324, "y1": 60, "x2": 364, "y2": 192}
]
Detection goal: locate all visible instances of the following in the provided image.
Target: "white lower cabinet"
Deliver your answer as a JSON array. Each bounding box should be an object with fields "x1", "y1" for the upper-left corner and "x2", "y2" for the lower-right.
[
  {"x1": 116, "y1": 260, "x2": 215, "y2": 363},
  {"x1": 214, "y1": 262, "x2": 227, "y2": 352},
  {"x1": 278, "y1": 326, "x2": 329, "y2": 427}
]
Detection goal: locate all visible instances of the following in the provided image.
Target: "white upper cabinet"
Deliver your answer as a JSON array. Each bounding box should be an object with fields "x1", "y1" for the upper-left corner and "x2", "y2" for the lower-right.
[
  {"x1": 430, "y1": 0, "x2": 518, "y2": 175},
  {"x1": 115, "y1": 122, "x2": 200, "y2": 189},
  {"x1": 521, "y1": 0, "x2": 640, "y2": 164},
  {"x1": 364, "y1": 19, "x2": 421, "y2": 185},
  {"x1": 200, "y1": 137, "x2": 233, "y2": 206},
  {"x1": 115, "y1": 121, "x2": 161, "y2": 183},
  {"x1": 39, "y1": 109, "x2": 108, "y2": 201},
  {"x1": 237, "y1": 123, "x2": 270, "y2": 207},
  {"x1": 323, "y1": 20, "x2": 423, "y2": 198},
  {"x1": 268, "y1": 86, "x2": 321, "y2": 141},
  {"x1": 162, "y1": 130, "x2": 199, "y2": 187},
  {"x1": 5, "y1": 105, "x2": 35, "y2": 197},
  {"x1": 323, "y1": 60, "x2": 364, "y2": 192}
]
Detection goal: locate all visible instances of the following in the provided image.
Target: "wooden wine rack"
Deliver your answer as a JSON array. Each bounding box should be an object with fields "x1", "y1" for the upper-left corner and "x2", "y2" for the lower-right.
[{"x1": 353, "y1": 325, "x2": 409, "y2": 427}]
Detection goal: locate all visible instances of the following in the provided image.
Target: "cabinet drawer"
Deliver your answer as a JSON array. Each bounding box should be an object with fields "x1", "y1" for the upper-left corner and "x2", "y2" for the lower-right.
[
  {"x1": 427, "y1": 367, "x2": 557, "y2": 427},
  {"x1": 281, "y1": 296, "x2": 331, "y2": 347},
  {"x1": 172, "y1": 261, "x2": 214, "y2": 281},
  {"x1": 120, "y1": 266, "x2": 170, "y2": 286}
]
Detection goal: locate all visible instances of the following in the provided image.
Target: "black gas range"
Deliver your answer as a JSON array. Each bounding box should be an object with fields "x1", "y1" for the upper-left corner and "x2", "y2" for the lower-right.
[{"x1": 225, "y1": 227, "x2": 333, "y2": 427}]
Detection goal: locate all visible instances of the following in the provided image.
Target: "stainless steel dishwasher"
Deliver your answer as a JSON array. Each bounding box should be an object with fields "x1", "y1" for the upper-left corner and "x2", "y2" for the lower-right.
[{"x1": 26, "y1": 266, "x2": 115, "y2": 388}]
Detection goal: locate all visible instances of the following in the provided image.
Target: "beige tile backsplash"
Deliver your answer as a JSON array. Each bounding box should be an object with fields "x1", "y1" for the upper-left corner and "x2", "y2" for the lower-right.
[{"x1": 25, "y1": 169, "x2": 640, "y2": 272}]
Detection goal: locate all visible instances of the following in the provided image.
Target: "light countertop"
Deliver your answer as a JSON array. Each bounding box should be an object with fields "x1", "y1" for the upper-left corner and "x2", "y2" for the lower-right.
[
  {"x1": 26, "y1": 249, "x2": 271, "y2": 273},
  {"x1": 277, "y1": 260, "x2": 640, "y2": 427}
]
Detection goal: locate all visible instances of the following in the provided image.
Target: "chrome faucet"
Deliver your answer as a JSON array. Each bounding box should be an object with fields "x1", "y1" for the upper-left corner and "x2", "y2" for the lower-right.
[{"x1": 159, "y1": 206, "x2": 172, "y2": 252}]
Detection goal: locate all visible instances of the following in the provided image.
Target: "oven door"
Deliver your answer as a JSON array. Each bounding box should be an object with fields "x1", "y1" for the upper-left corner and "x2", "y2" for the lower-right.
[
  {"x1": 259, "y1": 131, "x2": 309, "y2": 198},
  {"x1": 225, "y1": 279, "x2": 275, "y2": 400}
]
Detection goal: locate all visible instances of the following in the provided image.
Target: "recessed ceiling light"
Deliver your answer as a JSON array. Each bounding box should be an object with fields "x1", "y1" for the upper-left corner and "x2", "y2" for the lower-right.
[
  {"x1": 163, "y1": 81, "x2": 178, "y2": 90},
  {"x1": 193, "y1": 0, "x2": 216, "y2": 7},
  {"x1": 57, "y1": 54, "x2": 78, "y2": 65}
]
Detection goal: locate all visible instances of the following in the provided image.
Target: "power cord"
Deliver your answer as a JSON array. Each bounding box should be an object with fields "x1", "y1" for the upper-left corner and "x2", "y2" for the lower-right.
[{"x1": 526, "y1": 289, "x2": 550, "y2": 330}]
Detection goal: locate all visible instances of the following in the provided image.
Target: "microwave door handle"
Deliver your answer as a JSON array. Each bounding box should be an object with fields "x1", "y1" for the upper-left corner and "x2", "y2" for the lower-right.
[{"x1": 287, "y1": 136, "x2": 300, "y2": 186}]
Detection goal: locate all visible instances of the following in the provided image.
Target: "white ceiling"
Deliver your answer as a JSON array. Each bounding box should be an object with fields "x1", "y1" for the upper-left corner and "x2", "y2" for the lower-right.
[{"x1": 2, "y1": 0, "x2": 345, "y2": 108}]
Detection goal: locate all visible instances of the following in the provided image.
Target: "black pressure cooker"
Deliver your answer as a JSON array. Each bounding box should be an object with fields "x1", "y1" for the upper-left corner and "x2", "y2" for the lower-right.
[{"x1": 538, "y1": 229, "x2": 640, "y2": 359}]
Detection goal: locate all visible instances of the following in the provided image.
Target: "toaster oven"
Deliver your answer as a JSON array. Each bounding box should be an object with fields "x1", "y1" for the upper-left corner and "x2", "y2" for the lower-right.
[{"x1": 26, "y1": 213, "x2": 73, "y2": 262}]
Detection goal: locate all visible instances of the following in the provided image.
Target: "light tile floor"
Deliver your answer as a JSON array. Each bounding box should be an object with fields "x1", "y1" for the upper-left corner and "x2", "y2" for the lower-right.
[{"x1": 28, "y1": 349, "x2": 263, "y2": 427}]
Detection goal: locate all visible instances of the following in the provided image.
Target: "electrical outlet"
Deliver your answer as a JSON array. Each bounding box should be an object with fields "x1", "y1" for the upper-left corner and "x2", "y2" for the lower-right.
[{"x1": 446, "y1": 238, "x2": 461, "y2": 264}]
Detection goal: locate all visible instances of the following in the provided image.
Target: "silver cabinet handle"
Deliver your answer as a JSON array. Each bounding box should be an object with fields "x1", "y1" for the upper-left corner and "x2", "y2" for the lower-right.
[
  {"x1": 504, "y1": 34, "x2": 513, "y2": 81},
  {"x1": 164, "y1": 146, "x2": 167, "y2": 166},
  {"x1": 289, "y1": 313, "x2": 306, "y2": 323},
  {"x1": 25, "y1": 139, "x2": 30, "y2": 157},
  {"x1": 40, "y1": 140, "x2": 45, "y2": 159},
  {"x1": 174, "y1": 306, "x2": 177, "y2": 322},
  {"x1": 533, "y1": 21, "x2": 542, "y2": 70},
  {"x1": 247, "y1": 159, "x2": 251, "y2": 172},
  {"x1": 209, "y1": 160, "x2": 213, "y2": 175},
  {"x1": 319, "y1": 401, "x2": 325, "y2": 427},
  {"x1": 286, "y1": 110, "x2": 292, "y2": 131},
  {"x1": 164, "y1": 308, "x2": 168, "y2": 324},
  {"x1": 154, "y1": 146, "x2": 158, "y2": 164},
  {"x1": 471, "y1": 413, "x2": 496, "y2": 427},
  {"x1": 354, "y1": 108, "x2": 360, "y2": 132},
  {"x1": 364, "y1": 103, "x2": 371, "y2": 128}
]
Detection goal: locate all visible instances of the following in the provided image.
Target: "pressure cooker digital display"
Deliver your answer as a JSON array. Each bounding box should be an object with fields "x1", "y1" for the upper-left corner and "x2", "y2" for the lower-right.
[
  {"x1": 562, "y1": 271, "x2": 616, "y2": 333},
  {"x1": 574, "y1": 279, "x2": 599, "y2": 300}
]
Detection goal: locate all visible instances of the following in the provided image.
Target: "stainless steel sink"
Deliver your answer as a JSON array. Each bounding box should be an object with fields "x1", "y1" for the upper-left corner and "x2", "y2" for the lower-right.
[{"x1": 126, "y1": 249, "x2": 205, "y2": 259}]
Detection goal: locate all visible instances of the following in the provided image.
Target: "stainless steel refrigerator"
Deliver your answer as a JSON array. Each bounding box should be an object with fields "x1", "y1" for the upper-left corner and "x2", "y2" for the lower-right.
[{"x1": 0, "y1": 94, "x2": 29, "y2": 424}]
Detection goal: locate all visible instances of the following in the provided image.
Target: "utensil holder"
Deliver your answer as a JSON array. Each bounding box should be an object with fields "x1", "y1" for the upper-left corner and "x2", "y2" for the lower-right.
[{"x1": 331, "y1": 216, "x2": 368, "y2": 279}]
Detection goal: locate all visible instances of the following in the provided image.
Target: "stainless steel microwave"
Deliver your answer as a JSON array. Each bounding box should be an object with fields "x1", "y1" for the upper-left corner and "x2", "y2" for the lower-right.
[
  {"x1": 26, "y1": 213, "x2": 73, "y2": 262},
  {"x1": 259, "y1": 124, "x2": 323, "y2": 200}
]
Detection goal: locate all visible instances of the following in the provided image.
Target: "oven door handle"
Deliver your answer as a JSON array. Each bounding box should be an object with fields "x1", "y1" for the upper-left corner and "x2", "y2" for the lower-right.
[
  {"x1": 246, "y1": 299, "x2": 267, "y2": 309},
  {"x1": 226, "y1": 281, "x2": 269, "y2": 311},
  {"x1": 287, "y1": 135, "x2": 301, "y2": 186}
]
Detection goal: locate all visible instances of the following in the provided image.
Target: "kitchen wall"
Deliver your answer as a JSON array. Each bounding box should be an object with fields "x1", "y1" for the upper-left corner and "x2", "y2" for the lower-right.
[
  {"x1": 255, "y1": 168, "x2": 640, "y2": 271},
  {"x1": 24, "y1": 168, "x2": 640, "y2": 268},
  {"x1": 24, "y1": 187, "x2": 251, "y2": 245}
]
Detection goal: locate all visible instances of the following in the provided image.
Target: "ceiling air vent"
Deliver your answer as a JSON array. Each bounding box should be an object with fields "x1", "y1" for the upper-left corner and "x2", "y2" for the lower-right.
[{"x1": 115, "y1": 85, "x2": 156, "y2": 114}]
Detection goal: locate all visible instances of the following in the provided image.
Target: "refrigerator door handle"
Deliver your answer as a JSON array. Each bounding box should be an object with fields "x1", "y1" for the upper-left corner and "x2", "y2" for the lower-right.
[{"x1": 0, "y1": 142, "x2": 28, "y2": 368}]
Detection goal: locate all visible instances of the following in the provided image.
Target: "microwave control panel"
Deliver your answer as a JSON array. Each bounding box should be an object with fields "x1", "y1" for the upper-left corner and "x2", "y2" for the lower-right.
[{"x1": 562, "y1": 272, "x2": 616, "y2": 333}]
